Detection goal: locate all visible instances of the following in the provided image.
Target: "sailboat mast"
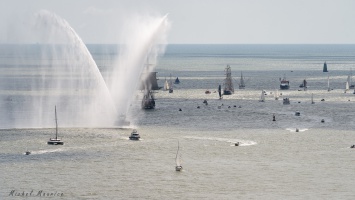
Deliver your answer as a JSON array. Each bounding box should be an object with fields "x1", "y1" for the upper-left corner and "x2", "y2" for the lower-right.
[{"x1": 55, "y1": 106, "x2": 58, "y2": 139}]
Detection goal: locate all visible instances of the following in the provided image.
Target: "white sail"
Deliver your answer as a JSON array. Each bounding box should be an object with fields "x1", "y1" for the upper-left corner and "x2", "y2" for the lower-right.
[
  {"x1": 239, "y1": 71, "x2": 245, "y2": 89},
  {"x1": 259, "y1": 90, "x2": 265, "y2": 102},
  {"x1": 327, "y1": 76, "x2": 330, "y2": 91},
  {"x1": 164, "y1": 79, "x2": 169, "y2": 90},
  {"x1": 346, "y1": 81, "x2": 349, "y2": 91}
]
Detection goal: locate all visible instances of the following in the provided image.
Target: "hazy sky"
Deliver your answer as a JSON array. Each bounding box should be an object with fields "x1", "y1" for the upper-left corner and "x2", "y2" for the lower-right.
[{"x1": 1, "y1": 0, "x2": 355, "y2": 44}]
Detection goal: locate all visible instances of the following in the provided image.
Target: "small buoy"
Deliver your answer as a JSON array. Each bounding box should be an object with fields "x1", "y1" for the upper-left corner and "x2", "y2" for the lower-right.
[
  {"x1": 179, "y1": 108, "x2": 182, "y2": 111},
  {"x1": 235, "y1": 142, "x2": 239, "y2": 146},
  {"x1": 321, "y1": 119, "x2": 325, "y2": 123},
  {"x1": 197, "y1": 106, "x2": 200, "y2": 109},
  {"x1": 233, "y1": 105, "x2": 236, "y2": 107},
  {"x1": 295, "y1": 128, "x2": 299, "y2": 132}
]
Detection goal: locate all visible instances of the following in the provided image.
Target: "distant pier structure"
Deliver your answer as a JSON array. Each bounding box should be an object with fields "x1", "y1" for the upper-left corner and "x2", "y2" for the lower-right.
[{"x1": 323, "y1": 61, "x2": 328, "y2": 72}]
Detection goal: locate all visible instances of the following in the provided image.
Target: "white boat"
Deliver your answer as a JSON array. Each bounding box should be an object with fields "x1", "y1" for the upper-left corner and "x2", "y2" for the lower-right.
[
  {"x1": 48, "y1": 106, "x2": 64, "y2": 145},
  {"x1": 345, "y1": 81, "x2": 350, "y2": 93},
  {"x1": 239, "y1": 71, "x2": 245, "y2": 89},
  {"x1": 129, "y1": 129, "x2": 140, "y2": 140},
  {"x1": 327, "y1": 76, "x2": 331, "y2": 92},
  {"x1": 163, "y1": 77, "x2": 169, "y2": 91},
  {"x1": 259, "y1": 90, "x2": 265, "y2": 102},
  {"x1": 175, "y1": 140, "x2": 183, "y2": 171}
]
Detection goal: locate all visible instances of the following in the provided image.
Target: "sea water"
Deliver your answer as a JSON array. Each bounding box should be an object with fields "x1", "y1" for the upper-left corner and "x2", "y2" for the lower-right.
[{"x1": 1, "y1": 44, "x2": 355, "y2": 199}]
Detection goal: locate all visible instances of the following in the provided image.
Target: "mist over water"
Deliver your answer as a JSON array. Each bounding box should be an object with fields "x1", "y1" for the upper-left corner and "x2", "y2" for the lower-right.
[{"x1": 0, "y1": 10, "x2": 170, "y2": 129}]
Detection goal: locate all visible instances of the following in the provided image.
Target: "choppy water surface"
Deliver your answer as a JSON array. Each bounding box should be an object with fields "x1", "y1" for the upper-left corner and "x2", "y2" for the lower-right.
[{"x1": 1, "y1": 44, "x2": 355, "y2": 199}]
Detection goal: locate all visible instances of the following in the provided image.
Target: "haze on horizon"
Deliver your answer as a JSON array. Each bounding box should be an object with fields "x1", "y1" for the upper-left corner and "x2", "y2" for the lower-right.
[{"x1": 0, "y1": 0, "x2": 354, "y2": 44}]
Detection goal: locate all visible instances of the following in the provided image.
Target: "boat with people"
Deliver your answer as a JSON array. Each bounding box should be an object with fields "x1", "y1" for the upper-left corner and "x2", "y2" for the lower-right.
[
  {"x1": 175, "y1": 140, "x2": 183, "y2": 171},
  {"x1": 48, "y1": 106, "x2": 64, "y2": 145},
  {"x1": 223, "y1": 65, "x2": 234, "y2": 95},
  {"x1": 280, "y1": 75, "x2": 290, "y2": 90},
  {"x1": 141, "y1": 90, "x2": 156, "y2": 109},
  {"x1": 129, "y1": 129, "x2": 140, "y2": 140}
]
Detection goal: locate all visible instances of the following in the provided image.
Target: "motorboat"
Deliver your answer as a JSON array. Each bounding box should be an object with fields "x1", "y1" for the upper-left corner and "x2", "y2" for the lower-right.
[
  {"x1": 129, "y1": 129, "x2": 140, "y2": 140},
  {"x1": 280, "y1": 75, "x2": 290, "y2": 90}
]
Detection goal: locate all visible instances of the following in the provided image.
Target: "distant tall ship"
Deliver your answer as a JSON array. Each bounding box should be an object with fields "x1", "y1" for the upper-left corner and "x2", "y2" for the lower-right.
[
  {"x1": 279, "y1": 75, "x2": 290, "y2": 90},
  {"x1": 223, "y1": 65, "x2": 234, "y2": 95},
  {"x1": 323, "y1": 62, "x2": 328, "y2": 72},
  {"x1": 141, "y1": 90, "x2": 155, "y2": 109}
]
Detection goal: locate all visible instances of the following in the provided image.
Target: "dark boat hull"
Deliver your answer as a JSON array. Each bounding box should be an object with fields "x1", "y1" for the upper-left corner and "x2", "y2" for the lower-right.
[
  {"x1": 280, "y1": 85, "x2": 289, "y2": 90},
  {"x1": 223, "y1": 90, "x2": 232, "y2": 95}
]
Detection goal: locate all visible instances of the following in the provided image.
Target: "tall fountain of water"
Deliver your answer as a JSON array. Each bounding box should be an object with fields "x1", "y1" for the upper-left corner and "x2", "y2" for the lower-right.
[
  {"x1": 0, "y1": 10, "x2": 170, "y2": 129},
  {"x1": 0, "y1": 10, "x2": 116, "y2": 128},
  {"x1": 108, "y1": 14, "x2": 170, "y2": 125}
]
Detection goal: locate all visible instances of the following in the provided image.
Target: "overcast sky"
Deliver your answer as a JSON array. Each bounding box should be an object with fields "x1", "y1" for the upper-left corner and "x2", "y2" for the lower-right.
[{"x1": 1, "y1": 0, "x2": 355, "y2": 44}]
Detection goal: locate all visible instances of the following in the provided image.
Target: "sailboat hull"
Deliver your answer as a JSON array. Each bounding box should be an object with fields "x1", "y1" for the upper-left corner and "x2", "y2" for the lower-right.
[{"x1": 48, "y1": 139, "x2": 64, "y2": 145}]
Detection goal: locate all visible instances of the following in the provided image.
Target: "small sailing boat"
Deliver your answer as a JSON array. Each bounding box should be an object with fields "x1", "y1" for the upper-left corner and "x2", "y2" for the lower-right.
[
  {"x1": 48, "y1": 106, "x2": 64, "y2": 145},
  {"x1": 175, "y1": 141, "x2": 183, "y2": 171},
  {"x1": 174, "y1": 77, "x2": 180, "y2": 84},
  {"x1": 163, "y1": 77, "x2": 169, "y2": 91},
  {"x1": 239, "y1": 71, "x2": 245, "y2": 89},
  {"x1": 259, "y1": 90, "x2": 265, "y2": 102},
  {"x1": 327, "y1": 76, "x2": 331, "y2": 92},
  {"x1": 323, "y1": 61, "x2": 328, "y2": 72},
  {"x1": 311, "y1": 93, "x2": 315, "y2": 104},
  {"x1": 299, "y1": 79, "x2": 307, "y2": 90},
  {"x1": 345, "y1": 80, "x2": 350, "y2": 93},
  {"x1": 169, "y1": 74, "x2": 173, "y2": 93}
]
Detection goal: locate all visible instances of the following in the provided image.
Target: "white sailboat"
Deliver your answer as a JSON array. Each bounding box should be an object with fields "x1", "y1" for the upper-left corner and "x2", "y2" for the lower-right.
[
  {"x1": 345, "y1": 81, "x2": 350, "y2": 93},
  {"x1": 239, "y1": 71, "x2": 245, "y2": 89},
  {"x1": 48, "y1": 106, "x2": 64, "y2": 145},
  {"x1": 274, "y1": 89, "x2": 279, "y2": 100},
  {"x1": 327, "y1": 76, "x2": 330, "y2": 92},
  {"x1": 175, "y1": 140, "x2": 182, "y2": 171},
  {"x1": 311, "y1": 93, "x2": 315, "y2": 104},
  {"x1": 163, "y1": 77, "x2": 169, "y2": 91},
  {"x1": 259, "y1": 90, "x2": 265, "y2": 102}
]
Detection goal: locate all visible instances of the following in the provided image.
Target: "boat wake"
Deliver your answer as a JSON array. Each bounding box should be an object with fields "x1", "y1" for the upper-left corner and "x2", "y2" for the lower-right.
[
  {"x1": 31, "y1": 148, "x2": 65, "y2": 155},
  {"x1": 286, "y1": 128, "x2": 309, "y2": 132},
  {"x1": 184, "y1": 136, "x2": 257, "y2": 146}
]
